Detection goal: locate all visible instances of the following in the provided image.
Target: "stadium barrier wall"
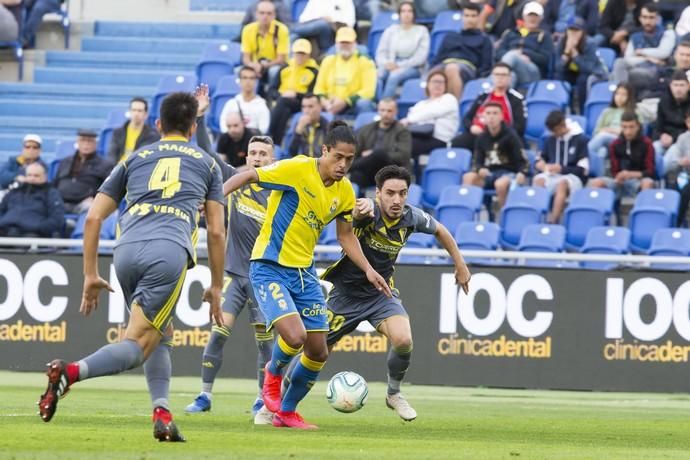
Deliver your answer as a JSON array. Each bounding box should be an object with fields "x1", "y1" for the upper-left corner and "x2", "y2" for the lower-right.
[{"x1": 2, "y1": 252, "x2": 690, "y2": 393}]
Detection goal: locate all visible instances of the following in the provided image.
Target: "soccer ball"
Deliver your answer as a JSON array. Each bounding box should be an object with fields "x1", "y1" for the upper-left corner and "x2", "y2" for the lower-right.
[{"x1": 326, "y1": 371, "x2": 368, "y2": 413}]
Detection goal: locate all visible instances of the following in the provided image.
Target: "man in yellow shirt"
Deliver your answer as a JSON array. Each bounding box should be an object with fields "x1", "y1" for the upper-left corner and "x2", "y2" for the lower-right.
[
  {"x1": 223, "y1": 121, "x2": 390, "y2": 429},
  {"x1": 106, "y1": 97, "x2": 160, "y2": 164},
  {"x1": 314, "y1": 27, "x2": 377, "y2": 116},
  {"x1": 241, "y1": 0, "x2": 290, "y2": 95},
  {"x1": 268, "y1": 39, "x2": 319, "y2": 144}
]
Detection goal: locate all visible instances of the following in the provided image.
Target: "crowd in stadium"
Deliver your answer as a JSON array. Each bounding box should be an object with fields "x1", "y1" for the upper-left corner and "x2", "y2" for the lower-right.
[{"x1": 1, "y1": 0, "x2": 690, "y2": 256}]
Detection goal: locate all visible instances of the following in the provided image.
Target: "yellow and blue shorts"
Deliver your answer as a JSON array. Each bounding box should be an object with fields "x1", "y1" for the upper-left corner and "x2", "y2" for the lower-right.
[{"x1": 249, "y1": 260, "x2": 328, "y2": 333}]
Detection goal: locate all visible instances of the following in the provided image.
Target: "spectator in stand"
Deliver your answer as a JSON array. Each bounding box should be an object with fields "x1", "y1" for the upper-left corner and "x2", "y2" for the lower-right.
[
  {"x1": 399, "y1": 69, "x2": 459, "y2": 165},
  {"x1": 633, "y1": 41, "x2": 690, "y2": 101},
  {"x1": 610, "y1": 4, "x2": 676, "y2": 87},
  {"x1": 107, "y1": 97, "x2": 160, "y2": 164},
  {"x1": 0, "y1": 0, "x2": 19, "y2": 42},
  {"x1": 463, "y1": 102, "x2": 527, "y2": 210},
  {"x1": 267, "y1": 39, "x2": 319, "y2": 145},
  {"x1": 597, "y1": 0, "x2": 644, "y2": 50},
  {"x1": 589, "y1": 111, "x2": 655, "y2": 198},
  {"x1": 0, "y1": 134, "x2": 45, "y2": 190},
  {"x1": 314, "y1": 27, "x2": 377, "y2": 116},
  {"x1": 239, "y1": 0, "x2": 290, "y2": 29},
  {"x1": 496, "y1": 2, "x2": 554, "y2": 88},
  {"x1": 287, "y1": 93, "x2": 329, "y2": 157},
  {"x1": 219, "y1": 66, "x2": 270, "y2": 135},
  {"x1": 664, "y1": 110, "x2": 690, "y2": 225},
  {"x1": 375, "y1": 1, "x2": 429, "y2": 99},
  {"x1": 20, "y1": 0, "x2": 64, "y2": 47},
  {"x1": 451, "y1": 62, "x2": 526, "y2": 151},
  {"x1": 350, "y1": 98, "x2": 412, "y2": 191},
  {"x1": 291, "y1": 0, "x2": 356, "y2": 55},
  {"x1": 431, "y1": 2, "x2": 493, "y2": 100},
  {"x1": 542, "y1": 0, "x2": 599, "y2": 39},
  {"x1": 555, "y1": 17, "x2": 601, "y2": 112},
  {"x1": 217, "y1": 112, "x2": 260, "y2": 167},
  {"x1": 653, "y1": 70, "x2": 690, "y2": 157},
  {"x1": 240, "y1": 0, "x2": 289, "y2": 93},
  {"x1": 588, "y1": 83, "x2": 638, "y2": 169},
  {"x1": 0, "y1": 162, "x2": 64, "y2": 237},
  {"x1": 54, "y1": 129, "x2": 113, "y2": 214},
  {"x1": 533, "y1": 111, "x2": 589, "y2": 223}
]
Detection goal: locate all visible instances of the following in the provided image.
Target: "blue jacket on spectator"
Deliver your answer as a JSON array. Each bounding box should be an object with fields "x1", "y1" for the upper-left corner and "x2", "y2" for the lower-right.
[
  {"x1": 496, "y1": 28, "x2": 555, "y2": 76},
  {"x1": 432, "y1": 29, "x2": 494, "y2": 76},
  {"x1": 0, "y1": 156, "x2": 46, "y2": 189},
  {"x1": 539, "y1": 119, "x2": 589, "y2": 185},
  {"x1": 555, "y1": 37, "x2": 600, "y2": 79},
  {"x1": 0, "y1": 182, "x2": 65, "y2": 237}
]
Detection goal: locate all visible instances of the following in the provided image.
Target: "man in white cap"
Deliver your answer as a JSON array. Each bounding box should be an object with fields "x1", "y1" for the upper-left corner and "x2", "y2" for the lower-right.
[
  {"x1": 496, "y1": 1, "x2": 554, "y2": 87},
  {"x1": 0, "y1": 133, "x2": 45, "y2": 190},
  {"x1": 313, "y1": 26, "x2": 376, "y2": 116}
]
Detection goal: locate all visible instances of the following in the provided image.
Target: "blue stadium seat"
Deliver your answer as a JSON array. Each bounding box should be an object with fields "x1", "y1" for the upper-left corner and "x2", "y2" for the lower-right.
[
  {"x1": 525, "y1": 80, "x2": 571, "y2": 142},
  {"x1": 209, "y1": 75, "x2": 241, "y2": 132},
  {"x1": 196, "y1": 41, "x2": 241, "y2": 94},
  {"x1": 48, "y1": 140, "x2": 75, "y2": 181},
  {"x1": 580, "y1": 226, "x2": 630, "y2": 270},
  {"x1": 149, "y1": 73, "x2": 198, "y2": 125},
  {"x1": 429, "y1": 11, "x2": 463, "y2": 63},
  {"x1": 648, "y1": 228, "x2": 690, "y2": 271},
  {"x1": 499, "y1": 186, "x2": 550, "y2": 249},
  {"x1": 397, "y1": 78, "x2": 425, "y2": 118},
  {"x1": 71, "y1": 212, "x2": 118, "y2": 240},
  {"x1": 454, "y1": 221, "x2": 501, "y2": 265},
  {"x1": 596, "y1": 47, "x2": 616, "y2": 72},
  {"x1": 563, "y1": 187, "x2": 615, "y2": 250},
  {"x1": 518, "y1": 224, "x2": 566, "y2": 267},
  {"x1": 368, "y1": 12, "x2": 399, "y2": 57},
  {"x1": 459, "y1": 78, "x2": 492, "y2": 120},
  {"x1": 408, "y1": 183, "x2": 423, "y2": 208},
  {"x1": 435, "y1": 185, "x2": 483, "y2": 233},
  {"x1": 398, "y1": 232, "x2": 435, "y2": 264},
  {"x1": 628, "y1": 189, "x2": 680, "y2": 253},
  {"x1": 518, "y1": 224, "x2": 566, "y2": 251},
  {"x1": 421, "y1": 148, "x2": 472, "y2": 208},
  {"x1": 354, "y1": 112, "x2": 379, "y2": 132},
  {"x1": 99, "y1": 109, "x2": 129, "y2": 155},
  {"x1": 291, "y1": 0, "x2": 308, "y2": 21},
  {"x1": 584, "y1": 81, "x2": 616, "y2": 136}
]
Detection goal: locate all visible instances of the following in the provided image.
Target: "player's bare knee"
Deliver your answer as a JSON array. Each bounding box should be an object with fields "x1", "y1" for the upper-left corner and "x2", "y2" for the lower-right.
[
  {"x1": 281, "y1": 330, "x2": 307, "y2": 349},
  {"x1": 391, "y1": 335, "x2": 413, "y2": 351},
  {"x1": 305, "y1": 347, "x2": 329, "y2": 363}
]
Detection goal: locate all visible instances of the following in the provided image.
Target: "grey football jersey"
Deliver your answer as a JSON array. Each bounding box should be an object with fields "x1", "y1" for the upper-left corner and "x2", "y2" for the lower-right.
[
  {"x1": 225, "y1": 183, "x2": 270, "y2": 276},
  {"x1": 99, "y1": 138, "x2": 224, "y2": 268},
  {"x1": 322, "y1": 203, "x2": 437, "y2": 298}
]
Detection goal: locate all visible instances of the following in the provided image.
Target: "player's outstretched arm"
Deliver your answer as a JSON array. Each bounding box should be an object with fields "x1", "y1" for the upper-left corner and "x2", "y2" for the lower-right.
[
  {"x1": 434, "y1": 223, "x2": 471, "y2": 294},
  {"x1": 203, "y1": 199, "x2": 226, "y2": 327},
  {"x1": 80, "y1": 193, "x2": 117, "y2": 316},
  {"x1": 223, "y1": 169, "x2": 259, "y2": 196},
  {"x1": 336, "y1": 218, "x2": 392, "y2": 298}
]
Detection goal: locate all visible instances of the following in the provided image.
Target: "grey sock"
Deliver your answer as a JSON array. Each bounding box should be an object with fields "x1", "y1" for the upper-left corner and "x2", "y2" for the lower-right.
[
  {"x1": 144, "y1": 338, "x2": 172, "y2": 411},
  {"x1": 200, "y1": 327, "x2": 230, "y2": 394},
  {"x1": 78, "y1": 339, "x2": 144, "y2": 381},
  {"x1": 255, "y1": 330, "x2": 274, "y2": 393},
  {"x1": 387, "y1": 345, "x2": 412, "y2": 395}
]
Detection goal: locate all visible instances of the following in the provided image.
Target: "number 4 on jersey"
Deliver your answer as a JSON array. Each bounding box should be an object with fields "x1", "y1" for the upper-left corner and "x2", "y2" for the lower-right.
[{"x1": 149, "y1": 158, "x2": 182, "y2": 198}]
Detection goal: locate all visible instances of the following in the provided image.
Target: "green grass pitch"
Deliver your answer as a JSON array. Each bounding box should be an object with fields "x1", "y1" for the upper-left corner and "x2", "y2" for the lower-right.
[{"x1": 1, "y1": 370, "x2": 690, "y2": 459}]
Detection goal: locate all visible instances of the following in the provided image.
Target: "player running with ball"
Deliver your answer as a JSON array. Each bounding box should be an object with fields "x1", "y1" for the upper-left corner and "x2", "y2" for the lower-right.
[{"x1": 222, "y1": 120, "x2": 391, "y2": 429}]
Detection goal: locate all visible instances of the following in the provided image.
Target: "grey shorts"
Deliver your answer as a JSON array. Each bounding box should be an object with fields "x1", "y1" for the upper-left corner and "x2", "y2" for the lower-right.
[
  {"x1": 114, "y1": 240, "x2": 189, "y2": 334},
  {"x1": 600, "y1": 177, "x2": 642, "y2": 198},
  {"x1": 443, "y1": 61, "x2": 477, "y2": 82},
  {"x1": 222, "y1": 272, "x2": 265, "y2": 325},
  {"x1": 326, "y1": 286, "x2": 407, "y2": 346}
]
